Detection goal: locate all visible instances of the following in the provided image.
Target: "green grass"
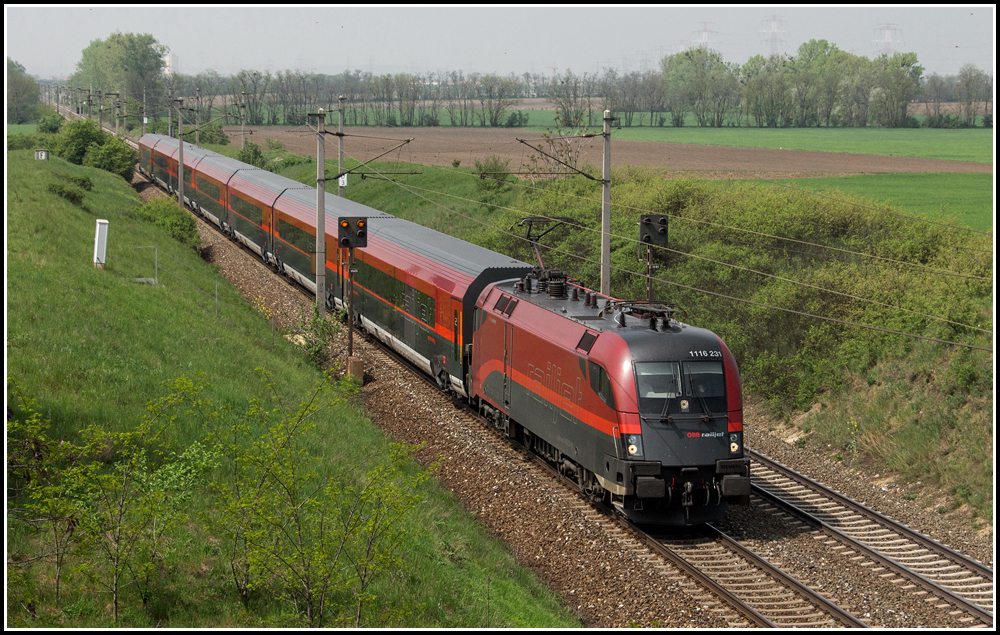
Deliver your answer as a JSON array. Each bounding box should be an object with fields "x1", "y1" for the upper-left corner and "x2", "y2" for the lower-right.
[
  {"x1": 726, "y1": 173, "x2": 995, "y2": 233},
  {"x1": 6, "y1": 149, "x2": 579, "y2": 628},
  {"x1": 7, "y1": 123, "x2": 38, "y2": 135},
  {"x1": 602, "y1": 125, "x2": 994, "y2": 163}
]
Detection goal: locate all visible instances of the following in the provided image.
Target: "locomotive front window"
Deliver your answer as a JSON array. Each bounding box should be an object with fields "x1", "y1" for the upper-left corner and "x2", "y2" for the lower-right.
[
  {"x1": 683, "y1": 362, "x2": 726, "y2": 398},
  {"x1": 635, "y1": 360, "x2": 726, "y2": 417},
  {"x1": 635, "y1": 362, "x2": 680, "y2": 415}
]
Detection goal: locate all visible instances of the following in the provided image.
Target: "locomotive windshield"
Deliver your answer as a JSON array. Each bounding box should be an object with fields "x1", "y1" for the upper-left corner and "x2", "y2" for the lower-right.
[{"x1": 635, "y1": 361, "x2": 727, "y2": 418}]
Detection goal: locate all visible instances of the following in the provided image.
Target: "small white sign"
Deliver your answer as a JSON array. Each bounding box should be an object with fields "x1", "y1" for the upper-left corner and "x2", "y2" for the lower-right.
[
  {"x1": 144, "y1": 117, "x2": 148, "y2": 124},
  {"x1": 339, "y1": 174, "x2": 348, "y2": 188}
]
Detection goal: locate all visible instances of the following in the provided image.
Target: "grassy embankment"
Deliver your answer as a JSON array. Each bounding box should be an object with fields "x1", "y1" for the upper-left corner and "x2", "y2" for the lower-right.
[
  {"x1": 253, "y1": 127, "x2": 994, "y2": 526},
  {"x1": 5, "y1": 149, "x2": 579, "y2": 628}
]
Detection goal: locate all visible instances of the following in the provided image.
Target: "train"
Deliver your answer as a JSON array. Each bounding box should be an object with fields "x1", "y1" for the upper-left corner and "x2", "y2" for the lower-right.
[{"x1": 138, "y1": 133, "x2": 751, "y2": 525}]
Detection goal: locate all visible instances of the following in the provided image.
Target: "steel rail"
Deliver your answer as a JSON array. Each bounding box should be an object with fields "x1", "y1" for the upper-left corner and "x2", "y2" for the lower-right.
[
  {"x1": 705, "y1": 524, "x2": 871, "y2": 628},
  {"x1": 749, "y1": 448, "x2": 993, "y2": 625}
]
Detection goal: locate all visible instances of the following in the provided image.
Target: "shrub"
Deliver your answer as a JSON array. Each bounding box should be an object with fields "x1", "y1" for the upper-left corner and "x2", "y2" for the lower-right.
[
  {"x1": 504, "y1": 110, "x2": 530, "y2": 128},
  {"x1": 83, "y1": 136, "x2": 138, "y2": 182},
  {"x1": 130, "y1": 197, "x2": 200, "y2": 249},
  {"x1": 235, "y1": 140, "x2": 267, "y2": 169},
  {"x1": 199, "y1": 121, "x2": 230, "y2": 145},
  {"x1": 37, "y1": 113, "x2": 65, "y2": 134},
  {"x1": 47, "y1": 182, "x2": 85, "y2": 206},
  {"x1": 265, "y1": 138, "x2": 285, "y2": 151},
  {"x1": 145, "y1": 119, "x2": 169, "y2": 135},
  {"x1": 56, "y1": 119, "x2": 106, "y2": 165},
  {"x1": 57, "y1": 173, "x2": 93, "y2": 191}
]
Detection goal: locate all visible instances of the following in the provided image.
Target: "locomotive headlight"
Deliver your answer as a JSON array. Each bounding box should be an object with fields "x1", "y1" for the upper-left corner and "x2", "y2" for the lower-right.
[
  {"x1": 625, "y1": 435, "x2": 644, "y2": 458},
  {"x1": 729, "y1": 432, "x2": 742, "y2": 454}
]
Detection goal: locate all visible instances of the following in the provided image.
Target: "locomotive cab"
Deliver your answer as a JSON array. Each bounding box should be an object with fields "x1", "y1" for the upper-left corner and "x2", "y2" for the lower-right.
[{"x1": 586, "y1": 306, "x2": 750, "y2": 525}]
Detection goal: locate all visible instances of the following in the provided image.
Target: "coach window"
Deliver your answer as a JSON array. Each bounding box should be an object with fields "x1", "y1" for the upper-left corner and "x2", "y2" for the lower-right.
[
  {"x1": 231, "y1": 194, "x2": 263, "y2": 226},
  {"x1": 198, "y1": 177, "x2": 220, "y2": 201},
  {"x1": 279, "y1": 219, "x2": 314, "y2": 255}
]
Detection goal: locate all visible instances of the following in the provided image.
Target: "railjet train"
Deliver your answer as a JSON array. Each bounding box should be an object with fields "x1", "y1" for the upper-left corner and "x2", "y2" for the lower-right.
[{"x1": 139, "y1": 133, "x2": 750, "y2": 524}]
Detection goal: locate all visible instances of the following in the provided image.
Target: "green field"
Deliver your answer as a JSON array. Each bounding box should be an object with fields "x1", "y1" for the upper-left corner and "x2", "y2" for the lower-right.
[
  {"x1": 602, "y1": 126, "x2": 995, "y2": 163},
  {"x1": 510, "y1": 109, "x2": 994, "y2": 163},
  {"x1": 728, "y1": 173, "x2": 995, "y2": 233},
  {"x1": 6, "y1": 123, "x2": 38, "y2": 135}
]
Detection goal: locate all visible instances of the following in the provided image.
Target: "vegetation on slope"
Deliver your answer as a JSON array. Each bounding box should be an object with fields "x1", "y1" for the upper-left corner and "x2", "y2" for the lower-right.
[{"x1": 6, "y1": 150, "x2": 578, "y2": 628}]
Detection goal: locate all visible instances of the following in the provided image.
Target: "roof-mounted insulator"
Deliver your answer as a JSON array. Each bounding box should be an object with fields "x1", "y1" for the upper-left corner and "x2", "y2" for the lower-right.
[
  {"x1": 548, "y1": 279, "x2": 565, "y2": 299},
  {"x1": 650, "y1": 316, "x2": 658, "y2": 331},
  {"x1": 571, "y1": 287, "x2": 579, "y2": 301}
]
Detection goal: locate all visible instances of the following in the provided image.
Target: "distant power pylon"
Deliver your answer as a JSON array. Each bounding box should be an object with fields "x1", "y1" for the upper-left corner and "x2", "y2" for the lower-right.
[
  {"x1": 873, "y1": 23, "x2": 903, "y2": 56},
  {"x1": 692, "y1": 22, "x2": 719, "y2": 51},
  {"x1": 760, "y1": 14, "x2": 787, "y2": 57}
]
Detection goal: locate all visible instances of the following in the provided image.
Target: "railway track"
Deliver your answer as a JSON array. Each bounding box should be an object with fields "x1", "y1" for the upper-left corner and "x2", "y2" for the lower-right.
[
  {"x1": 642, "y1": 524, "x2": 869, "y2": 628},
  {"x1": 748, "y1": 448, "x2": 994, "y2": 627},
  {"x1": 368, "y1": 341, "x2": 869, "y2": 627}
]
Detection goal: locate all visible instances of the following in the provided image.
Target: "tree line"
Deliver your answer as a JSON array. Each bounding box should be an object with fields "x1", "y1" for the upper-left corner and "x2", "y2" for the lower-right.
[{"x1": 21, "y1": 32, "x2": 993, "y2": 133}]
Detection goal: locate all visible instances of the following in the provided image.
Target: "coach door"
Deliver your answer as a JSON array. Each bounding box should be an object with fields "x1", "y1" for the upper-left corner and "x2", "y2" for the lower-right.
[{"x1": 502, "y1": 322, "x2": 514, "y2": 409}]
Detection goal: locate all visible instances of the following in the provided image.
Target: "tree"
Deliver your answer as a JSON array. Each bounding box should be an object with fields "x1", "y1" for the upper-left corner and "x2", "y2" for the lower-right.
[
  {"x1": 69, "y1": 33, "x2": 167, "y2": 121},
  {"x1": 921, "y1": 73, "x2": 950, "y2": 126},
  {"x1": 231, "y1": 69, "x2": 271, "y2": 126},
  {"x1": 870, "y1": 52, "x2": 923, "y2": 127},
  {"x1": 839, "y1": 55, "x2": 876, "y2": 127},
  {"x1": 476, "y1": 74, "x2": 521, "y2": 127},
  {"x1": 955, "y1": 63, "x2": 987, "y2": 126},
  {"x1": 7, "y1": 57, "x2": 40, "y2": 124},
  {"x1": 547, "y1": 70, "x2": 588, "y2": 128}
]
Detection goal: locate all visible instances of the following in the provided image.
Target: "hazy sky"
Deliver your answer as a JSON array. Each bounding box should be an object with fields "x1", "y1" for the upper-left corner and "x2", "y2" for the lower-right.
[{"x1": 6, "y1": 5, "x2": 995, "y2": 81}]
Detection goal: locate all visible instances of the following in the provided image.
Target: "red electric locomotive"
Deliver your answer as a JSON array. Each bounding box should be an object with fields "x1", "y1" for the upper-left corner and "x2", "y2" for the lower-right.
[{"x1": 470, "y1": 269, "x2": 750, "y2": 525}]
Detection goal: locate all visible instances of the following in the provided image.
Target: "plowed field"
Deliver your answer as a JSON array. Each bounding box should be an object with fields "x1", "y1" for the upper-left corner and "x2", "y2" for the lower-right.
[{"x1": 239, "y1": 125, "x2": 991, "y2": 180}]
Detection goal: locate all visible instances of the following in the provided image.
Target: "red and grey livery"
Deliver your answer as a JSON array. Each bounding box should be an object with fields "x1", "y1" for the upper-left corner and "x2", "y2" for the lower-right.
[
  {"x1": 471, "y1": 269, "x2": 750, "y2": 524},
  {"x1": 139, "y1": 134, "x2": 749, "y2": 525}
]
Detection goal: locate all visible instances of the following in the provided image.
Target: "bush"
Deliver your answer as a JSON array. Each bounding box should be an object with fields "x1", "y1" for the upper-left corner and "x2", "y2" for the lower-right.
[
  {"x1": 37, "y1": 113, "x2": 65, "y2": 134},
  {"x1": 130, "y1": 197, "x2": 200, "y2": 249},
  {"x1": 83, "y1": 135, "x2": 138, "y2": 183},
  {"x1": 145, "y1": 119, "x2": 169, "y2": 135},
  {"x1": 198, "y1": 121, "x2": 230, "y2": 145},
  {"x1": 234, "y1": 140, "x2": 267, "y2": 169},
  {"x1": 504, "y1": 110, "x2": 530, "y2": 128},
  {"x1": 56, "y1": 119, "x2": 106, "y2": 165},
  {"x1": 47, "y1": 182, "x2": 85, "y2": 206},
  {"x1": 57, "y1": 173, "x2": 93, "y2": 191}
]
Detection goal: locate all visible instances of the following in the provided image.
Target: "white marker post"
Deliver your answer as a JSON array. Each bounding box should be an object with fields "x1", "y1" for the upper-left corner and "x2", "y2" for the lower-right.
[{"x1": 94, "y1": 219, "x2": 109, "y2": 269}]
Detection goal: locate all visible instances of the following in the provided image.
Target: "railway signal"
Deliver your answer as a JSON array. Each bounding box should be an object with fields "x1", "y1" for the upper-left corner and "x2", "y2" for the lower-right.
[
  {"x1": 639, "y1": 214, "x2": 669, "y2": 301},
  {"x1": 338, "y1": 216, "x2": 368, "y2": 248},
  {"x1": 640, "y1": 214, "x2": 669, "y2": 245}
]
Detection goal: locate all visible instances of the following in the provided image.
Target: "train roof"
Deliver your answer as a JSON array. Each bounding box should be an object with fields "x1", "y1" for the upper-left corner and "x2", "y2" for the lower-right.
[
  {"x1": 487, "y1": 274, "x2": 722, "y2": 355},
  {"x1": 141, "y1": 133, "x2": 531, "y2": 282}
]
